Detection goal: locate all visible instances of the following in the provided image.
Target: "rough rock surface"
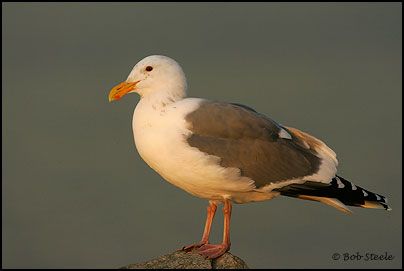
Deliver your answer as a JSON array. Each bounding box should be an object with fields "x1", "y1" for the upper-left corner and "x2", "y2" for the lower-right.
[{"x1": 120, "y1": 250, "x2": 249, "y2": 269}]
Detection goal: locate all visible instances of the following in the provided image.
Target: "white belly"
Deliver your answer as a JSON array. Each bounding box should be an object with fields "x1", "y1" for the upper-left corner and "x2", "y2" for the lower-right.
[{"x1": 132, "y1": 98, "x2": 277, "y2": 203}]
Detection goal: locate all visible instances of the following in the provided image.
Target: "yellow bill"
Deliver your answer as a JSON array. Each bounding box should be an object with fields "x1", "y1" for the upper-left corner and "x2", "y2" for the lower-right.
[{"x1": 109, "y1": 80, "x2": 140, "y2": 102}]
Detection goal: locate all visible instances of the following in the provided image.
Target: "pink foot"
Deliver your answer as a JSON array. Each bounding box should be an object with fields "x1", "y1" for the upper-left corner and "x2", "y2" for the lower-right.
[
  {"x1": 192, "y1": 244, "x2": 230, "y2": 259},
  {"x1": 177, "y1": 241, "x2": 208, "y2": 252}
]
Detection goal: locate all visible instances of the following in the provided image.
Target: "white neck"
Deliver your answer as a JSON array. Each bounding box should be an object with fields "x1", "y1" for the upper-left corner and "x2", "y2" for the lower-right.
[{"x1": 140, "y1": 84, "x2": 187, "y2": 108}]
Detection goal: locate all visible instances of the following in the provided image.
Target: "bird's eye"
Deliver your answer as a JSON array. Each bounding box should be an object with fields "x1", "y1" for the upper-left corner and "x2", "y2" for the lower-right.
[{"x1": 145, "y1": 66, "x2": 153, "y2": 72}]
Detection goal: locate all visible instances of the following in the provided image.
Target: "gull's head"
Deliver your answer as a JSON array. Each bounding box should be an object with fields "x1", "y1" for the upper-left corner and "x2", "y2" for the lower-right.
[{"x1": 109, "y1": 55, "x2": 187, "y2": 102}]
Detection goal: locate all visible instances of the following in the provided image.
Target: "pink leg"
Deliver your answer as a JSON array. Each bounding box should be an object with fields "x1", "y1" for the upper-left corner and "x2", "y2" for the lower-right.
[
  {"x1": 180, "y1": 201, "x2": 217, "y2": 251},
  {"x1": 192, "y1": 199, "x2": 232, "y2": 259}
]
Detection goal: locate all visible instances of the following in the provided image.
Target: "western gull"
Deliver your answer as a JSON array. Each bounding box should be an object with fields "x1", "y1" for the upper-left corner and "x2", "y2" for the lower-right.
[{"x1": 108, "y1": 55, "x2": 391, "y2": 259}]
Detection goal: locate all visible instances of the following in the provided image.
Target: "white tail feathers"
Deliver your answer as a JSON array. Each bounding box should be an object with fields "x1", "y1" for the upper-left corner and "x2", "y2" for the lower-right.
[
  {"x1": 297, "y1": 195, "x2": 353, "y2": 214},
  {"x1": 361, "y1": 200, "x2": 392, "y2": 211}
]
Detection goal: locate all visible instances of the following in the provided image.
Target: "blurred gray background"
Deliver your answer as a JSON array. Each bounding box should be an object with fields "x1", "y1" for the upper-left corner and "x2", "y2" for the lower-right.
[{"x1": 2, "y1": 2, "x2": 402, "y2": 269}]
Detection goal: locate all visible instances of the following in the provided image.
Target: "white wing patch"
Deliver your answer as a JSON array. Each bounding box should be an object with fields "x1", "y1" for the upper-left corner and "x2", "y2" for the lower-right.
[
  {"x1": 335, "y1": 176, "x2": 345, "y2": 188},
  {"x1": 279, "y1": 127, "x2": 292, "y2": 139},
  {"x1": 258, "y1": 126, "x2": 338, "y2": 193}
]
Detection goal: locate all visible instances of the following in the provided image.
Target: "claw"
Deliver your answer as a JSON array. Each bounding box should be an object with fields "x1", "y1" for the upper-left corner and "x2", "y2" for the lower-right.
[
  {"x1": 177, "y1": 242, "x2": 206, "y2": 252},
  {"x1": 191, "y1": 244, "x2": 229, "y2": 259}
]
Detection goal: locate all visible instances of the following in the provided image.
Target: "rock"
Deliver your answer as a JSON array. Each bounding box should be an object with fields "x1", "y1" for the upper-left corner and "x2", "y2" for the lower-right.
[{"x1": 120, "y1": 250, "x2": 249, "y2": 269}]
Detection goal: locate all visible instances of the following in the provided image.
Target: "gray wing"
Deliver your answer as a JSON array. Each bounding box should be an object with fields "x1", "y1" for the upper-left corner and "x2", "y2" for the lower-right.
[{"x1": 184, "y1": 100, "x2": 323, "y2": 188}]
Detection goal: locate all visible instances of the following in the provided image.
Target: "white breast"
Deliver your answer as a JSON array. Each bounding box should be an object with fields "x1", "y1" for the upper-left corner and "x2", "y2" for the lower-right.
[{"x1": 132, "y1": 97, "x2": 258, "y2": 202}]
